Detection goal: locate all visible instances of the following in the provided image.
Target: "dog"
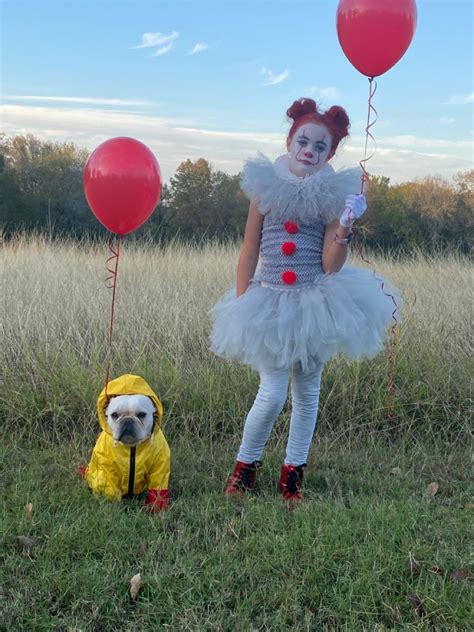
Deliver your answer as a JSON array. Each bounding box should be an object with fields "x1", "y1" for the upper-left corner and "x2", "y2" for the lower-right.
[{"x1": 82, "y1": 374, "x2": 170, "y2": 511}]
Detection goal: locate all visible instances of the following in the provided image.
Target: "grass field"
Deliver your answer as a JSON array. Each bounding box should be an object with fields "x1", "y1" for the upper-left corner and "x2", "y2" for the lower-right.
[{"x1": 1, "y1": 236, "x2": 472, "y2": 629}]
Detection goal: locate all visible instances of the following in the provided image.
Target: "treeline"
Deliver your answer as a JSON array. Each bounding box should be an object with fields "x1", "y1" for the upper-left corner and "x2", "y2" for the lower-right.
[{"x1": 0, "y1": 134, "x2": 472, "y2": 252}]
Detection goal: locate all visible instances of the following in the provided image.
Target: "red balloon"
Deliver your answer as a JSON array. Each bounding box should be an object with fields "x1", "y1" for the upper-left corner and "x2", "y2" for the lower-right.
[
  {"x1": 337, "y1": 0, "x2": 417, "y2": 77},
  {"x1": 83, "y1": 137, "x2": 162, "y2": 235}
]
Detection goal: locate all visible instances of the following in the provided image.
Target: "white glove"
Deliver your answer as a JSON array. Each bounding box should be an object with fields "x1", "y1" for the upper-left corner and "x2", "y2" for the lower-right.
[{"x1": 340, "y1": 194, "x2": 367, "y2": 228}]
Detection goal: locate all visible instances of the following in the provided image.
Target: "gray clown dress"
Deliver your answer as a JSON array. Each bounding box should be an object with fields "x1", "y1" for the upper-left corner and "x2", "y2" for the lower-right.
[{"x1": 209, "y1": 154, "x2": 400, "y2": 373}]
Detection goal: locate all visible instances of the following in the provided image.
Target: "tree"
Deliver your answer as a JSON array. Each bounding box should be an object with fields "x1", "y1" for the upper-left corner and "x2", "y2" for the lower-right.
[
  {"x1": 166, "y1": 158, "x2": 248, "y2": 239},
  {"x1": 211, "y1": 171, "x2": 248, "y2": 238},
  {"x1": 1, "y1": 133, "x2": 471, "y2": 251},
  {"x1": 0, "y1": 134, "x2": 92, "y2": 233},
  {"x1": 168, "y1": 159, "x2": 214, "y2": 236},
  {"x1": 451, "y1": 170, "x2": 474, "y2": 252}
]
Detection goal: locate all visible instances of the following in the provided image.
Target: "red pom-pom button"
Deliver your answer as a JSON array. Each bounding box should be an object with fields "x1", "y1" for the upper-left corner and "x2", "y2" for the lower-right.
[
  {"x1": 281, "y1": 241, "x2": 296, "y2": 256},
  {"x1": 284, "y1": 221, "x2": 299, "y2": 234},
  {"x1": 281, "y1": 270, "x2": 297, "y2": 285}
]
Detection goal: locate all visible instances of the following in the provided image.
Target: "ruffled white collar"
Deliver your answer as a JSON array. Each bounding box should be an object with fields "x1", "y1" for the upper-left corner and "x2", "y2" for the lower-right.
[
  {"x1": 273, "y1": 153, "x2": 335, "y2": 184},
  {"x1": 241, "y1": 153, "x2": 360, "y2": 224}
]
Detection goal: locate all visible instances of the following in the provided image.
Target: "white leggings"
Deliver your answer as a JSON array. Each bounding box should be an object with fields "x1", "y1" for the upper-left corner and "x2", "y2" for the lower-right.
[{"x1": 237, "y1": 361, "x2": 325, "y2": 466}]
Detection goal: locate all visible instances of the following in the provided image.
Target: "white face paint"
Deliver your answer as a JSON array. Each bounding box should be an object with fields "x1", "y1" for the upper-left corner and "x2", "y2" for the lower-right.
[{"x1": 287, "y1": 122, "x2": 333, "y2": 177}]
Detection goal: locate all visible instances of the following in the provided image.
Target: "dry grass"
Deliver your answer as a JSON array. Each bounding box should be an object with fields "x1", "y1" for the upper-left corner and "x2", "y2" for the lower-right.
[{"x1": 1, "y1": 234, "x2": 471, "y2": 439}]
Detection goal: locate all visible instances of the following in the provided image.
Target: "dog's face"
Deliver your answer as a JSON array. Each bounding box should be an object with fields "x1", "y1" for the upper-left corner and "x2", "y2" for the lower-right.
[{"x1": 105, "y1": 394, "x2": 156, "y2": 446}]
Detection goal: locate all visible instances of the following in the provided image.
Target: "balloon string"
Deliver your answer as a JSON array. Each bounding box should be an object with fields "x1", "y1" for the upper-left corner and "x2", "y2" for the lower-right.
[
  {"x1": 354, "y1": 76, "x2": 399, "y2": 420},
  {"x1": 359, "y1": 77, "x2": 377, "y2": 194},
  {"x1": 104, "y1": 235, "x2": 123, "y2": 397}
]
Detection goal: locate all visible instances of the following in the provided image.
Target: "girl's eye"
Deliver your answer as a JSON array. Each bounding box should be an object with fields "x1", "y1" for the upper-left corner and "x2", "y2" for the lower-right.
[
  {"x1": 298, "y1": 140, "x2": 307, "y2": 146},
  {"x1": 315, "y1": 144, "x2": 326, "y2": 152}
]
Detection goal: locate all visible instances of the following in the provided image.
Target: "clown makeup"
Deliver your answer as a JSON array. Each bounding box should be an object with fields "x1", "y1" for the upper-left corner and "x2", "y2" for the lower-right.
[{"x1": 287, "y1": 122, "x2": 333, "y2": 177}]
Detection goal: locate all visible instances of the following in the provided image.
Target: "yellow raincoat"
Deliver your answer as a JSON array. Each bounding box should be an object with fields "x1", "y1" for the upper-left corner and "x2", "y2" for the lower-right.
[{"x1": 85, "y1": 374, "x2": 170, "y2": 501}]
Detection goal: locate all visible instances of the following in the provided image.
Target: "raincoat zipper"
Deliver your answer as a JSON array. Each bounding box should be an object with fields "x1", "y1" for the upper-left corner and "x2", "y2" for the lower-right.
[{"x1": 127, "y1": 446, "x2": 136, "y2": 497}]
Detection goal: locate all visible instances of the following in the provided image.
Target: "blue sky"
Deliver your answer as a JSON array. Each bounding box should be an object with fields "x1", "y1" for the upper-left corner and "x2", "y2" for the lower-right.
[{"x1": 2, "y1": 0, "x2": 473, "y2": 183}]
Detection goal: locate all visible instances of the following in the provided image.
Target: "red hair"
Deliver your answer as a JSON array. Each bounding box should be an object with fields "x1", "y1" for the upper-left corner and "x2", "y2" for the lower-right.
[{"x1": 286, "y1": 98, "x2": 350, "y2": 159}]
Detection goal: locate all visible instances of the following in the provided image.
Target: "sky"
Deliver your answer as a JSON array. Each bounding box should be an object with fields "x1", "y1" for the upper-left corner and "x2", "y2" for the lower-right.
[{"x1": 1, "y1": 0, "x2": 473, "y2": 184}]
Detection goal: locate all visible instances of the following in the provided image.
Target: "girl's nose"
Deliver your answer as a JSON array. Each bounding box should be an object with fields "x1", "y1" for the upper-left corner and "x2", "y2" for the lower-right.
[{"x1": 304, "y1": 151, "x2": 313, "y2": 158}]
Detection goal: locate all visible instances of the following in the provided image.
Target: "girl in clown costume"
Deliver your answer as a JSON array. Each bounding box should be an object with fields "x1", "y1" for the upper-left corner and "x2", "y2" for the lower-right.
[{"x1": 210, "y1": 98, "x2": 400, "y2": 503}]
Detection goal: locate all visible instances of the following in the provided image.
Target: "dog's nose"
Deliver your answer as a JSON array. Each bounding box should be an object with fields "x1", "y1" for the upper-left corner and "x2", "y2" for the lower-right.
[{"x1": 118, "y1": 417, "x2": 137, "y2": 441}]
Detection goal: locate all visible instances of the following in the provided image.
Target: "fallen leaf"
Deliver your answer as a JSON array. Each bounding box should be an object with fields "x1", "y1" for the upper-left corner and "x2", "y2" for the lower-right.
[
  {"x1": 130, "y1": 573, "x2": 142, "y2": 600},
  {"x1": 25, "y1": 502, "x2": 33, "y2": 521},
  {"x1": 390, "y1": 467, "x2": 402, "y2": 476},
  {"x1": 464, "y1": 503, "x2": 474, "y2": 510},
  {"x1": 137, "y1": 542, "x2": 147, "y2": 556},
  {"x1": 15, "y1": 536, "x2": 35, "y2": 550},
  {"x1": 449, "y1": 569, "x2": 473, "y2": 582},
  {"x1": 15, "y1": 536, "x2": 37, "y2": 558},
  {"x1": 443, "y1": 487, "x2": 454, "y2": 497},
  {"x1": 406, "y1": 591, "x2": 426, "y2": 619},
  {"x1": 427, "y1": 564, "x2": 444, "y2": 575},
  {"x1": 408, "y1": 553, "x2": 421, "y2": 577},
  {"x1": 426, "y1": 482, "x2": 439, "y2": 497},
  {"x1": 234, "y1": 505, "x2": 244, "y2": 517}
]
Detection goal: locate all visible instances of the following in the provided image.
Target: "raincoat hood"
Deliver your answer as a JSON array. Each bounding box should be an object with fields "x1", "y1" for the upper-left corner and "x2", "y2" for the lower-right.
[{"x1": 97, "y1": 374, "x2": 164, "y2": 436}]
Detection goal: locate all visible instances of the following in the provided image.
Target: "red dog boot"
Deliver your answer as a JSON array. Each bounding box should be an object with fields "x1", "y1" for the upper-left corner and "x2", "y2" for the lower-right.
[
  {"x1": 279, "y1": 463, "x2": 306, "y2": 503},
  {"x1": 146, "y1": 488, "x2": 170, "y2": 512},
  {"x1": 225, "y1": 460, "x2": 261, "y2": 496}
]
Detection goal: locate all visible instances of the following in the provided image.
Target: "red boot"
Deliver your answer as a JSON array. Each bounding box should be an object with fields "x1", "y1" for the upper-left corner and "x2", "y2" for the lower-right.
[
  {"x1": 279, "y1": 463, "x2": 306, "y2": 503},
  {"x1": 225, "y1": 460, "x2": 261, "y2": 496}
]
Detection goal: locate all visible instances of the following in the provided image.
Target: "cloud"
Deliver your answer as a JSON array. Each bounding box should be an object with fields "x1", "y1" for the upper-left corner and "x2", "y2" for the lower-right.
[
  {"x1": 152, "y1": 43, "x2": 174, "y2": 56},
  {"x1": 443, "y1": 93, "x2": 474, "y2": 106},
  {"x1": 440, "y1": 117, "x2": 456, "y2": 125},
  {"x1": 261, "y1": 66, "x2": 290, "y2": 87},
  {"x1": 333, "y1": 143, "x2": 472, "y2": 184},
  {"x1": 308, "y1": 86, "x2": 340, "y2": 100},
  {"x1": 0, "y1": 104, "x2": 282, "y2": 182},
  {"x1": 2, "y1": 104, "x2": 470, "y2": 184},
  {"x1": 3, "y1": 95, "x2": 154, "y2": 106},
  {"x1": 189, "y1": 42, "x2": 210, "y2": 55},
  {"x1": 132, "y1": 31, "x2": 179, "y2": 49},
  {"x1": 349, "y1": 134, "x2": 473, "y2": 151}
]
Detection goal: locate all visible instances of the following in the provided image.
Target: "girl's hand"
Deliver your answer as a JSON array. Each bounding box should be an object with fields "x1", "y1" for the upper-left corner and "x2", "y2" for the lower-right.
[{"x1": 340, "y1": 194, "x2": 367, "y2": 228}]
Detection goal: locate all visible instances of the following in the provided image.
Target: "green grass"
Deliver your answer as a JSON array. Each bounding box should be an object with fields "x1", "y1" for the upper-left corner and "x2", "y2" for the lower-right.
[
  {"x1": 1, "y1": 433, "x2": 472, "y2": 630},
  {"x1": 1, "y1": 239, "x2": 472, "y2": 629}
]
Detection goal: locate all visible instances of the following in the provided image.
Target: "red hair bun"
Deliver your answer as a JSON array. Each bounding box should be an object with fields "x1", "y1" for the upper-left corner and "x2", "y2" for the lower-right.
[{"x1": 286, "y1": 98, "x2": 317, "y2": 121}]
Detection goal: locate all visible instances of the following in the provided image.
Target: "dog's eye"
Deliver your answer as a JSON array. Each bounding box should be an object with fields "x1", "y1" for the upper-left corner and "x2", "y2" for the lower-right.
[
  {"x1": 111, "y1": 412, "x2": 118, "y2": 420},
  {"x1": 137, "y1": 412, "x2": 146, "y2": 420}
]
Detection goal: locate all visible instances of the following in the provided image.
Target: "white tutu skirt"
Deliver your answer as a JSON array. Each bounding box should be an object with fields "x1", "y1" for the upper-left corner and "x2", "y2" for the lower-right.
[{"x1": 209, "y1": 267, "x2": 401, "y2": 372}]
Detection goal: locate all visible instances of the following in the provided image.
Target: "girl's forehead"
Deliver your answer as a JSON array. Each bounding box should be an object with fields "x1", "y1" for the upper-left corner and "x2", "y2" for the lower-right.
[{"x1": 294, "y1": 122, "x2": 331, "y2": 140}]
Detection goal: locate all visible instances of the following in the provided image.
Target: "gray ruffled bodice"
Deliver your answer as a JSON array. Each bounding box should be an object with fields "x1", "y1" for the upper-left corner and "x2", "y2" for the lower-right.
[{"x1": 256, "y1": 214, "x2": 325, "y2": 288}]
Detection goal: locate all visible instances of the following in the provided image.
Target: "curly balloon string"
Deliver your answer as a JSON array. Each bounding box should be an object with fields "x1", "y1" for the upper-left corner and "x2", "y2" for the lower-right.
[
  {"x1": 104, "y1": 235, "x2": 123, "y2": 397},
  {"x1": 359, "y1": 77, "x2": 377, "y2": 194},
  {"x1": 354, "y1": 76, "x2": 400, "y2": 420}
]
